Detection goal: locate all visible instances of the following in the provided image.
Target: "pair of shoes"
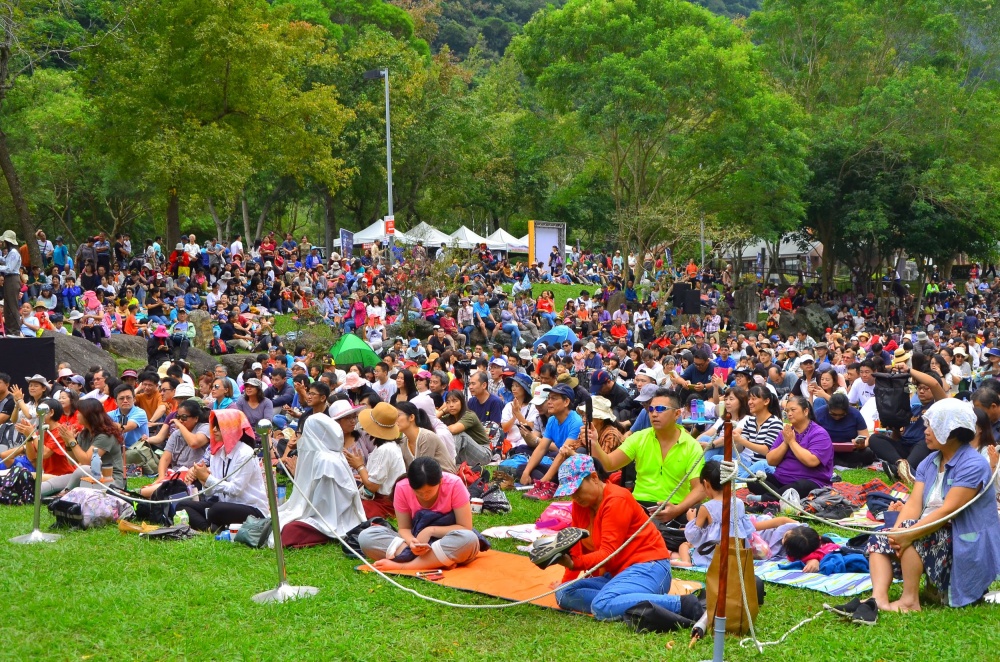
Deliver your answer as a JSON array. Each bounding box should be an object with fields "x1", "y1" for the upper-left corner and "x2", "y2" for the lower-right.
[
  {"x1": 896, "y1": 460, "x2": 914, "y2": 485},
  {"x1": 824, "y1": 597, "x2": 877, "y2": 625},
  {"x1": 523, "y1": 480, "x2": 557, "y2": 501},
  {"x1": 529, "y1": 527, "x2": 589, "y2": 568}
]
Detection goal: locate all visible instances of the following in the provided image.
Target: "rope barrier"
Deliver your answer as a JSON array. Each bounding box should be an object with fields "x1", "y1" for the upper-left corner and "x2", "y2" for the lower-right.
[{"x1": 268, "y1": 453, "x2": 704, "y2": 610}]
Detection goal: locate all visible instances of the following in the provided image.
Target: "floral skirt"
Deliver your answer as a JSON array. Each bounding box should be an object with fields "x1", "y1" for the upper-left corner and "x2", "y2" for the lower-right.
[{"x1": 867, "y1": 518, "x2": 953, "y2": 598}]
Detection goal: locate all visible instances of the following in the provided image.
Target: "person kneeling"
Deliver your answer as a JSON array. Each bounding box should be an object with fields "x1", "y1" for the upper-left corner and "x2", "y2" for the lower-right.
[
  {"x1": 358, "y1": 457, "x2": 487, "y2": 571},
  {"x1": 551, "y1": 454, "x2": 703, "y2": 622}
]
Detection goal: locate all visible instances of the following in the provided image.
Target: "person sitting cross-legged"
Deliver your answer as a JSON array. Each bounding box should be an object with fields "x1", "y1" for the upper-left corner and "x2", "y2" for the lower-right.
[{"x1": 552, "y1": 454, "x2": 704, "y2": 622}]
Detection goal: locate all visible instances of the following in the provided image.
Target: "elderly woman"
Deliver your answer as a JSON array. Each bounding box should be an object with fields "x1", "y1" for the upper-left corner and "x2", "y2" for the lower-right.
[
  {"x1": 837, "y1": 400, "x2": 1000, "y2": 625},
  {"x1": 279, "y1": 413, "x2": 366, "y2": 549},
  {"x1": 747, "y1": 395, "x2": 833, "y2": 499}
]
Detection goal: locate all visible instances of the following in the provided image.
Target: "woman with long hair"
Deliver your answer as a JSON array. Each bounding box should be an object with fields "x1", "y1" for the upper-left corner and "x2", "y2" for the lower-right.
[
  {"x1": 390, "y1": 369, "x2": 418, "y2": 405},
  {"x1": 438, "y1": 390, "x2": 491, "y2": 466},
  {"x1": 48, "y1": 398, "x2": 125, "y2": 494},
  {"x1": 395, "y1": 401, "x2": 457, "y2": 473},
  {"x1": 731, "y1": 385, "x2": 784, "y2": 478},
  {"x1": 702, "y1": 386, "x2": 752, "y2": 459}
]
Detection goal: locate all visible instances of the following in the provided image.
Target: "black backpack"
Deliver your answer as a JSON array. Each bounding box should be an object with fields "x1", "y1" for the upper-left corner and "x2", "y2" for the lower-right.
[
  {"x1": 874, "y1": 372, "x2": 912, "y2": 429},
  {"x1": 0, "y1": 420, "x2": 24, "y2": 450},
  {"x1": 129, "y1": 478, "x2": 188, "y2": 525}
]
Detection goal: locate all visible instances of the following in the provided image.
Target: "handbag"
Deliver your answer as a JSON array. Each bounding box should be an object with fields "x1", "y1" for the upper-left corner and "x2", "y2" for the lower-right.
[
  {"x1": 234, "y1": 515, "x2": 273, "y2": 548},
  {"x1": 705, "y1": 537, "x2": 758, "y2": 635}
]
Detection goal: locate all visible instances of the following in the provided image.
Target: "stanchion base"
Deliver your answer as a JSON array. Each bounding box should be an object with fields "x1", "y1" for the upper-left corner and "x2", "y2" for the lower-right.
[
  {"x1": 251, "y1": 582, "x2": 319, "y2": 604},
  {"x1": 10, "y1": 529, "x2": 62, "y2": 544}
]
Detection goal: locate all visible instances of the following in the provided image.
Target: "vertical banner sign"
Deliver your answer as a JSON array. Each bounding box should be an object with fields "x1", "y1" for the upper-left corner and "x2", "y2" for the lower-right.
[
  {"x1": 340, "y1": 229, "x2": 354, "y2": 258},
  {"x1": 385, "y1": 217, "x2": 395, "y2": 235},
  {"x1": 665, "y1": 247, "x2": 673, "y2": 268},
  {"x1": 756, "y1": 251, "x2": 764, "y2": 278}
]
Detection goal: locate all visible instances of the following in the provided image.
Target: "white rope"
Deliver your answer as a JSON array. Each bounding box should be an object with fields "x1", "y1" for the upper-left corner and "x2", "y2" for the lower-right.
[
  {"x1": 269, "y1": 453, "x2": 703, "y2": 610},
  {"x1": 48, "y1": 434, "x2": 259, "y2": 505},
  {"x1": 731, "y1": 448, "x2": 1000, "y2": 537}
]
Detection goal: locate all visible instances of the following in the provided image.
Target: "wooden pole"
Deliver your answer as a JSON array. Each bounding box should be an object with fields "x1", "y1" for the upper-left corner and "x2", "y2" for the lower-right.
[{"x1": 712, "y1": 411, "x2": 734, "y2": 662}]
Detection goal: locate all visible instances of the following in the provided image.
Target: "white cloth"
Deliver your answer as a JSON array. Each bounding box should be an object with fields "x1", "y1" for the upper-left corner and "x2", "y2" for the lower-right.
[
  {"x1": 277, "y1": 414, "x2": 365, "y2": 536},
  {"x1": 203, "y1": 442, "x2": 269, "y2": 514},
  {"x1": 411, "y1": 393, "x2": 456, "y2": 458},
  {"x1": 922, "y1": 398, "x2": 977, "y2": 446},
  {"x1": 366, "y1": 441, "x2": 406, "y2": 496}
]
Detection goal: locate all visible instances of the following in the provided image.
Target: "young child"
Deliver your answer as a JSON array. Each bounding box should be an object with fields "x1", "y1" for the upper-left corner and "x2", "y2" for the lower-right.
[
  {"x1": 682, "y1": 461, "x2": 798, "y2": 568},
  {"x1": 781, "y1": 525, "x2": 840, "y2": 572}
]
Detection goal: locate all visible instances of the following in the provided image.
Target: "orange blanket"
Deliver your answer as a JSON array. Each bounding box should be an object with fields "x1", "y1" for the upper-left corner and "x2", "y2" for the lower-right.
[{"x1": 358, "y1": 549, "x2": 703, "y2": 610}]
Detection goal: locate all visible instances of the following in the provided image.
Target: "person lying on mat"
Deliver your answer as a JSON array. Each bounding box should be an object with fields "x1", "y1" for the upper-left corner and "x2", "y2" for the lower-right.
[
  {"x1": 551, "y1": 454, "x2": 702, "y2": 622},
  {"x1": 358, "y1": 457, "x2": 487, "y2": 571},
  {"x1": 176, "y1": 409, "x2": 268, "y2": 532}
]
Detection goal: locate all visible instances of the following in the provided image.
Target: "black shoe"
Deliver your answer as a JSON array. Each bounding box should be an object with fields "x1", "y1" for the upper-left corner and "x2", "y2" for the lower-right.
[
  {"x1": 529, "y1": 527, "x2": 589, "y2": 568},
  {"x1": 881, "y1": 459, "x2": 898, "y2": 483},
  {"x1": 851, "y1": 598, "x2": 878, "y2": 626},
  {"x1": 679, "y1": 593, "x2": 705, "y2": 622},
  {"x1": 824, "y1": 596, "x2": 863, "y2": 618}
]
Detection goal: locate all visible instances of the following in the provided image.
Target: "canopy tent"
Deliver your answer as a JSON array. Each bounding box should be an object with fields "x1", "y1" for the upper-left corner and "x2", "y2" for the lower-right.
[
  {"x1": 449, "y1": 226, "x2": 505, "y2": 251},
  {"x1": 329, "y1": 332, "x2": 381, "y2": 368},
  {"x1": 400, "y1": 221, "x2": 452, "y2": 247},
  {"x1": 334, "y1": 220, "x2": 409, "y2": 248},
  {"x1": 487, "y1": 228, "x2": 529, "y2": 253}
]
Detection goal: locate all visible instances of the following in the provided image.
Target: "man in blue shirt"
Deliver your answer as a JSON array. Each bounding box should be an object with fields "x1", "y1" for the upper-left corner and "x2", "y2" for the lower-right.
[
  {"x1": 467, "y1": 371, "x2": 504, "y2": 425},
  {"x1": 669, "y1": 348, "x2": 716, "y2": 404},
  {"x1": 472, "y1": 293, "x2": 496, "y2": 337},
  {"x1": 520, "y1": 384, "x2": 583, "y2": 500},
  {"x1": 53, "y1": 236, "x2": 69, "y2": 272},
  {"x1": 111, "y1": 384, "x2": 148, "y2": 450}
]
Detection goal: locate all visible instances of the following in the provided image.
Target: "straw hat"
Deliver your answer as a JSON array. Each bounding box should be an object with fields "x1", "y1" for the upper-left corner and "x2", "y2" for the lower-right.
[{"x1": 359, "y1": 402, "x2": 400, "y2": 440}]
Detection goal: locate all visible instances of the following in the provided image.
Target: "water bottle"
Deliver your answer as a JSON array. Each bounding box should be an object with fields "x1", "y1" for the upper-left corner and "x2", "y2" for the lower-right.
[{"x1": 90, "y1": 451, "x2": 103, "y2": 482}]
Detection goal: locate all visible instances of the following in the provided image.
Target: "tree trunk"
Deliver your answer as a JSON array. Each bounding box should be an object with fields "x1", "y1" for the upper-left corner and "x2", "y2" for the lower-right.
[
  {"x1": 324, "y1": 188, "x2": 335, "y2": 255},
  {"x1": 0, "y1": 127, "x2": 40, "y2": 266},
  {"x1": 208, "y1": 197, "x2": 224, "y2": 242},
  {"x1": 165, "y1": 187, "x2": 180, "y2": 251},
  {"x1": 241, "y1": 190, "x2": 252, "y2": 244}
]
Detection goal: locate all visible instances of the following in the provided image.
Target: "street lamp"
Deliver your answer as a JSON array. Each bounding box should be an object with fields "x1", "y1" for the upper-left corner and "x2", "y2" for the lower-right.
[{"x1": 364, "y1": 68, "x2": 394, "y2": 267}]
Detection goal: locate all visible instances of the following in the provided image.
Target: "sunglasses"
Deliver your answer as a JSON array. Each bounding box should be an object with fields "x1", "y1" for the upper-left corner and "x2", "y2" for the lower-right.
[
  {"x1": 176, "y1": 415, "x2": 191, "y2": 421},
  {"x1": 647, "y1": 405, "x2": 678, "y2": 414}
]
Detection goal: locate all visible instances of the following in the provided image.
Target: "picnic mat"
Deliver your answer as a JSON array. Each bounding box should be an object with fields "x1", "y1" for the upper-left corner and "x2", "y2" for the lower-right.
[
  {"x1": 680, "y1": 560, "x2": 876, "y2": 597},
  {"x1": 358, "y1": 549, "x2": 703, "y2": 610}
]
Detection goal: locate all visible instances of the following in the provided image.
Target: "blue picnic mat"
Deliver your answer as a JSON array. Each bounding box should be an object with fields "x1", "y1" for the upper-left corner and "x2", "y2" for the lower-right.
[{"x1": 679, "y1": 560, "x2": 875, "y2": 597}]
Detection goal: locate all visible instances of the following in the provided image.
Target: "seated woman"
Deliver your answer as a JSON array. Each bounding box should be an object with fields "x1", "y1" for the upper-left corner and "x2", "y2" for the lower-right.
[
  {"x1": 358, "y1": 457, "x2": 485, "y2": 571},
  {"x1": 8, "y1": 400, "x2": 74, "y2": 481},
  {"x1": 279, "y1": 413, "x2": 366, "y2": 549},
  {"x1": 551, "y1": 454, "x2": 702, "y2": 622},
  {"x1": 437, "y1": 390, "x2": 492, "y2": 466},
  {"x1": 810, "y1": 391, "x2": 875, "y2": 467},
  {"x1": 853, "y1": 399, "x2": 1000, "y2": 623},
  {"x1": 747, "y1": 395, "x2": 833, "y2": 500},
  {"x1": 395, "y1": 402, "x2": 457, "y2": 474},
  {"x1": 47, "y1": 398, "x2": 125, "y2": 495},
  {"x1": 139, "y1": 399, "x2": 210, "y2": 498},
  {"x1": 344, "y1": 402, "x2": 406, "y2": 519},
  {"x1": 177, "y1": 409, "x2": 268, "y2": 532}
]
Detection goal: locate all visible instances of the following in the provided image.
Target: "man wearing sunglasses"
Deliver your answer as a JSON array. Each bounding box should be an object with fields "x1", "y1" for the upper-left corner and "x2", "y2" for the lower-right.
[{"x1": 578, "y1": 388, "x2": 704, "y2": 551}]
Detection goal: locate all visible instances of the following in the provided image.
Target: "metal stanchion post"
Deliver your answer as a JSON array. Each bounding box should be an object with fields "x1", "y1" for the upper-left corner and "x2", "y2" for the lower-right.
[
  {"x1": 11, "y1": 403, "x2": 62, "y2": 544},
  {"x1": 251, "y1": 419, "x2": 318, "y2": 604}
]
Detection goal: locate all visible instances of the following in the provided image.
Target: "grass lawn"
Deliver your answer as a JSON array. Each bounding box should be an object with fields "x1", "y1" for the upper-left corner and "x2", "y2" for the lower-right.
[{"x1": 3, "y1": 467, "x2": 1000, "y2": 661}]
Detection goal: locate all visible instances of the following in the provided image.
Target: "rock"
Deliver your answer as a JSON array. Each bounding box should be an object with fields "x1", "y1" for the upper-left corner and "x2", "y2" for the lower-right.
[
  {"x1": 796, "y1": 304, "x2": 834, "y2": 339},
  {"x1": 777, "y1": 311, "x2": 799, "y2": 337},
  {"x1": 732, "y1": 286, "x2": 759, "y2": 329},
  {"x1": 43, "y1": 331, "x2": 118, "y2": 377},
  {"x1": 219, "y1": 354, "x2": 252, "y2": 378},
  {"x1": 386, "y1": 317, "x2": 435, "y2": 341},
  {"x1": 186, "y1": 347, "x2": 221, "y2": 378},
  {"x1": 188, "y1": 310, "x2": 214, "y2": 350},
  {"x1": 607, "y1": 291, "x2": 627, "y2": 312},
  {"x1": 100, "y1": 334, "x2": 148, "y2": 362}
]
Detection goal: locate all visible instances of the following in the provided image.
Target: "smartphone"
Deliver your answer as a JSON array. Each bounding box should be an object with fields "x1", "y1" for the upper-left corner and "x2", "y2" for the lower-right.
[
  {"x1": 853, "y1": 435, "x2": 867, "y2": 447},
  {"x1": 416, "y1": 570, "x2": 444, "y2": 581}
]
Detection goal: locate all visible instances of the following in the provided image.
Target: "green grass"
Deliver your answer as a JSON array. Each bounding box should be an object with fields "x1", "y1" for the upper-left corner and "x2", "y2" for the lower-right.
[{"x1": 3, "y1": 469, "x2": 1000, "y2": 661}]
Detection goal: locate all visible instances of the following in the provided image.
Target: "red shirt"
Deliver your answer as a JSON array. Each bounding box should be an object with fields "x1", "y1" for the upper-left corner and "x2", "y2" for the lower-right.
[
  {"x1": 41, "y1": 431, "x2": 74, "y2": 476},
  {"x1": 563, "y1": 482, "x2": 669, "y2": 581}
]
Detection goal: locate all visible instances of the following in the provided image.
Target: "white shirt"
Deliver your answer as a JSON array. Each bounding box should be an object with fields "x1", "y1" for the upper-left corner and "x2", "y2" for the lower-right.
[
  {"x1": 366, "y1": 441, "x2": 405, "y2": 496},
  {"x1": 184, "y1": 242, "x2": 201, "y2": 260},
  {"x1": 231, "y1": 239, "x2": 243, "y2": 255},
  {"x1": 848, "y1": 378, "x2": 875, "y2": 407},
  {"x1": 373, "y1": 378, "x2": 397, "y2": 402},
  {"x1": 203, "y1": 442, "x2": 269, "y2": 514},
  {"x1": 502, "y1": 401, "x2": 538, "y2": 447}
]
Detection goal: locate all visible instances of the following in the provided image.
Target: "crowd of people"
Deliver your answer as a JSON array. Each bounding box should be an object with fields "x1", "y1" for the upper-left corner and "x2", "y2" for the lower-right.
[{"x1": 3, "y1": 227, "x2": 1000, "y2": 625}]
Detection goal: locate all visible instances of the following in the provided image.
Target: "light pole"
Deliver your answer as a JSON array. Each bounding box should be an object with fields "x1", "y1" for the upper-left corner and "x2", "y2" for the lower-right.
[{"x1": 364, "y1": 68, "x2": 394, "y2": 267}]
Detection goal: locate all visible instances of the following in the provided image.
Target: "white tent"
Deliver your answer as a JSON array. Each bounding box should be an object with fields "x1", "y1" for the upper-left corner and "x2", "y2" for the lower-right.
[
  {"x1": 449, "y1": 226, "x2": 504, "y2": 250},
  {"x1": 334, "y1": 219, "x2": 409, "y2": 248},
  {"x1": 401, "y1": 221, "x2": 452, "y2": 247},
  {"x1": 487, "y1": 228, "x2": 529, "y2": 253}
]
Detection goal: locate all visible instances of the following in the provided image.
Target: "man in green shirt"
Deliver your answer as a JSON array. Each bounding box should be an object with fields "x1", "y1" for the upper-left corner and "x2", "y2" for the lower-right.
[{"x1": 578, "y1": 388, "x2": 705, "y2": 549}]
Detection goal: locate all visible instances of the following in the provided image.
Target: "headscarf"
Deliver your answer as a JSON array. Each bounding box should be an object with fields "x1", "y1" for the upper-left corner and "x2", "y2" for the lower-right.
[
  {"x1": 82, "y1": 290, "x2": 100, "y2": 310},
  {"x1": 922, "y1": 399, "x2": 977, "y2": 446},
  {"x1": 278, "y1": 414, "x2": 365, "y2": 537},
  {"x1": 209, "y1": 409, "x2": 254, "y2": 455}
]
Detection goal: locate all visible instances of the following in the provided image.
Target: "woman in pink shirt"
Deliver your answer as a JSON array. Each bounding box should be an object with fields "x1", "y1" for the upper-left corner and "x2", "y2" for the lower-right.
[{"x1": 358, "y1": 457, "x2": 483, "y2": 571}]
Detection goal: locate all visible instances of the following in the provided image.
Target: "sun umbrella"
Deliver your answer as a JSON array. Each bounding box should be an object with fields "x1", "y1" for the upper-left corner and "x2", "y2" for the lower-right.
[
  {"x1": 533, "y1": 325, "x2": 579, "y2": 350},
  {"x1": 329, "y1": 333, "x2": 381, "y2": 368}
]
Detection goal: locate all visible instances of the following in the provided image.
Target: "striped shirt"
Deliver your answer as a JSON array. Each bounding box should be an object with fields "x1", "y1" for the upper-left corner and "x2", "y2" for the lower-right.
[{"x1": 740, "y1": 414, "x2": 784, "y2": 463}]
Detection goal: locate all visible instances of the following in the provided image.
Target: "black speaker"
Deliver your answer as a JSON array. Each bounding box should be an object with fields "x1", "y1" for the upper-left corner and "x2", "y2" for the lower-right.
[
  {"x1": 0, "y1": 336, "x2": 55, "y2": 388},
  {"x1": 683, "y1": 290, "x2": 701, "y2": 315},
  {"x1": 673, "y1": 282, "x2": 690, "y2": 308}
]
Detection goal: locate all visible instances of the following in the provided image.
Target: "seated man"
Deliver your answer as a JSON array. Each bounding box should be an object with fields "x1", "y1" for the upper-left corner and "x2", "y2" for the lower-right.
[
  {"x1": 519, "y1": 384, "x2": 582, "y2": 499},
  {"x1": 551, "y1": 454, "x2": 703, "y2": 622}
]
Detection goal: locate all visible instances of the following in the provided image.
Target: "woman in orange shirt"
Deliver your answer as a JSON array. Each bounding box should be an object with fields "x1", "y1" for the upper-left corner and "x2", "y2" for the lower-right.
[
  {"x1": 548, "y1": 455, "x2": 702, "y2": 622},
  {"x1": 536, "y1": 291, "x2": 556, "y2": 330}
]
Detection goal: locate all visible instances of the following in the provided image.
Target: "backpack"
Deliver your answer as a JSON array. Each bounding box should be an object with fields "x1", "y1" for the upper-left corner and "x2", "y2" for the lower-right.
[
  {"x1": 209, "y1": 338, "x2": 230, "y2": 355},
  {"x1": 0, "y1": 465, "x2": 35, "y2": 505},
  {"x1": 874, "y1": 372, "x2": 912, "y2": 429},
  {"x1": 48, "y1": 488, "x2": 135, "y2": 529},
  {"x1": 0, "y1": 419, "x2": 25, "y2": 450},
  {"x1": 130, "y1": 478, "x2": 189, "y2": 525}
]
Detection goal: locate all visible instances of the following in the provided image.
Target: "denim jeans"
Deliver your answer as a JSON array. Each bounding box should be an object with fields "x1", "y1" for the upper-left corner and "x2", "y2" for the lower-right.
[
  {"x1": 539, "y1": 312, "x2": 556, "y2": 330},
  {"x1": 502, "y1": 323, "x2": 521, "y2": 346},
  {"x1": 556, "y1": 559, "x2": 680, "y2": 620}
]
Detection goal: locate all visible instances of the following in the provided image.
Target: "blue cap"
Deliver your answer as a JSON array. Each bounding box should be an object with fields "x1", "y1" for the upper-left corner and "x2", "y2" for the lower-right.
[
  {"x1": 549, "y1": 384, "x2": 575, "y2": 401},
  {"x1": 590, "y1": 369, "x2": 612, "y2": 394},
  {"x1": 511, "y1": 373, "x2": 533, "y2": 394},
  {"x1": 409, "y1": 339, "x2": 419, "y2": 348}
]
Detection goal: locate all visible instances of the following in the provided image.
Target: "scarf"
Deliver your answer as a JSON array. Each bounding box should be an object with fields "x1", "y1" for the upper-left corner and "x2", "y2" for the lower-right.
[{"x1": 209, "y1": 409, "x2": 254, "y2": 455}]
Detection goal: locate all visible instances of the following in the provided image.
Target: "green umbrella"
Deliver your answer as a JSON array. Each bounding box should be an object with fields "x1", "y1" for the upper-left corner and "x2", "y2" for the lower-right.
[{"x1": 329, "y1": 332, "x2": 381, "y2": 368}]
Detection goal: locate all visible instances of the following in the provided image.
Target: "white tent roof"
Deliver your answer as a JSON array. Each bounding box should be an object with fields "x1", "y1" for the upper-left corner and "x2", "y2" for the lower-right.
[
  {"x1": 334, "y1": 219, "x2": 409, "y2": 248},
  {"x1": 401, "y1": 221, "x2": 452, "y2": 247},
  {"x1": 487, "y1": 228, "x2": 529, "y2": 253},
  {"x1": 449, "y1": 226, "x2": 504, "y2": 250}
]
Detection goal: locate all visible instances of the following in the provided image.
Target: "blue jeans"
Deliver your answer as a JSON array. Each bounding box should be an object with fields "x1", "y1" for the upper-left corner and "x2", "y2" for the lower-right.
[
  {"x1": 556, "y1": 559, "x2": 680, "y2": 620},
  {"x1": 539, "y1": 312, "x2": 556, "y2": 329},
  {"x1": 502, "y1": 323, "x2": 521, "y2": 346},
  {"x1": 703, "y1": 448, "x2": 774, "y2": 479}
]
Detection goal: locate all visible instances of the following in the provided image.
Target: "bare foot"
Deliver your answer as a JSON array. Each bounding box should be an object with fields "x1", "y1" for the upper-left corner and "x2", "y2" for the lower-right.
[
  {"x1": 373, "y1": 558, "x2": 403, "y2": 571},
  {"x1": 888, "y1": 599, "x2": 921, "y2": 613}
]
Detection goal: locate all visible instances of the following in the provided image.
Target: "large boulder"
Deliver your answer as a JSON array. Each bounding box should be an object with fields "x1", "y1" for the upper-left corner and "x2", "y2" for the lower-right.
[
  {"x1": 607, "y1": 291, "x2": 627, "y2": 313},
  {"x1": 386, "y1": 317, "x2": 435, "y2": 342},
  {"x1": 43, "y1": 331, "x2": 117, "y2": 377},
  {"x1": 777, "y1": 310, "x2": 799, "y2": 337},
  {"x1": 219, "y1": 354, "x2": 251, "y2": 378},
  {"x1": 731, "y1": 286, "x2": 759, "y2": 329},
  {"x1": 100, "y1": 334, "x2": 148, "y2": 363},
  {"x1": 188, "y1": 310, "x2": 215, "y2": 350},
  {"x1": 186, "y1": 347, "x2": 221, "y2": 378},
  {"x1": 795, "y1": 304, "x2": 834, "y2": 339}
]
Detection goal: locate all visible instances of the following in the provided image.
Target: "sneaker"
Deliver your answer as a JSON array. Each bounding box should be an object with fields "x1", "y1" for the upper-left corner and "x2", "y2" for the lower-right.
[
  {"x1": 896, "y1": 460, "x2": 914, "y2": 485},
  {"x1": 881, "y1": 459, "x2": 898, "y2": 483},
  {"x1": 851, "y1": 598, "x2": 878, "y2": 626},
  {"x1": 824, "y1": 597, "x2": 863, "y2": 618},
  {"x1": 525, "y1": 480, "x2": 557, "y2": 501},
  {"x1": 530, "y1": 527, "x2": 590, "y2": 568},
  {"x1": 522, "y1": 479, "x2": 543, "y2": 499}
]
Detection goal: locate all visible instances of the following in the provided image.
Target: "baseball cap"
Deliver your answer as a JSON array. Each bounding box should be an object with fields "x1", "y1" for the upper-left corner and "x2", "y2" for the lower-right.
[
  {"x1": 535, "y1": 343, "x2": 547, "y2": 356},
  {"x1": 293, "y1": 361, "x2": 308, "y2": 370},
  {"x1": 589, "y1": 369, "x2": 613, "y2": 394},
  {"x1": 549, "y1": 384, "x2": 575, "y2": 401},
  {"x1": 530, "y1": 384, "x2": 552, "y2": 405},
  {"x1": 245, "y1": 378, "x2": 264, "y2": 390},
  {"x1": 490, "y1": 357, "x2": 508, "y2": 369},
  {"x1": 174, "y1": 383, "x2": 196, "y2": 399},
  {"x1": 251, "y1": 362, "x2": 263, "y2": 370},
  {"x1": 634, "y1": 383, "x2": 659, "y2": 403},
  {"x1": 409, "y1": 339, "x2": 419, "y2": 348},
  {"x1": 553, "y1": 454, "x2": 597, "y2": 498}
]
